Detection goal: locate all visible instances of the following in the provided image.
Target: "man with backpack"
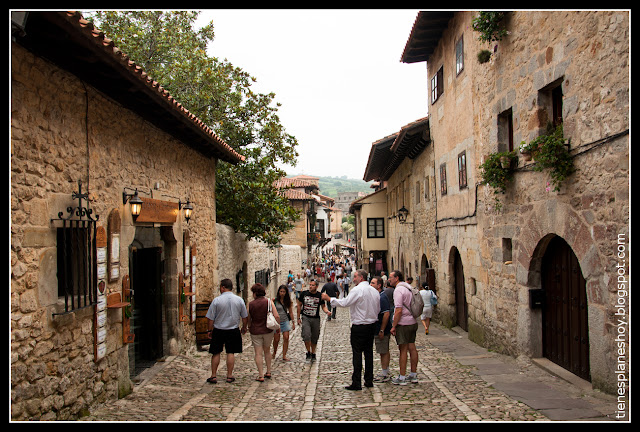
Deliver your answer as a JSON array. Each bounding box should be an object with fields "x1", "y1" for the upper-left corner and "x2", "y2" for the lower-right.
[{"x1": 388, "y1": 270, "x2": 421, "y2": 385}]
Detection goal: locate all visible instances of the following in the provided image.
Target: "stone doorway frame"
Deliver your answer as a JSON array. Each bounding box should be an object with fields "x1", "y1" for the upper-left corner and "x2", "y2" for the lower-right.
[{"x1": 516, "y1": 201, "x2": 606, "y2": 387}]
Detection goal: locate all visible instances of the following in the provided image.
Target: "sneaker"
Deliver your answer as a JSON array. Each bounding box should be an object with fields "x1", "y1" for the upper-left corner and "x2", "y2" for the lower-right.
[
  {"x1": 373, "y1": 373, "x2": 390, "y2": 383},
  {"x1": 391, "y1": 376, "x2": 408, "y2": 386},
  {"x1": 408, "y1": 374, "x2": 419, "y2": 384},
  {"x1": 306, "y1": 352, "x2": 311, "y2": 360},
  {"x1": 311, "y1": 353, "x2": 317, "y2": 362}
]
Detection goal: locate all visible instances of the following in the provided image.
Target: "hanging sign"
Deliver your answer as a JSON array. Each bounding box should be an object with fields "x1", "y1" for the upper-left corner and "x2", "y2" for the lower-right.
[{"x1": 135, "y1": 198, "x2": 179, "y2": 224}]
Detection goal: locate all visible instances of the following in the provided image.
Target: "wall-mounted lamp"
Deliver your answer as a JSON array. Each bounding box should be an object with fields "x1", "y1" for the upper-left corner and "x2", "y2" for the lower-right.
[
  {"x1": 397, "y1": 206, "x2": 410, "y2": 224},
  {"x1": 123, "y1": 188, "x2": 143, "y2": 221},
  {"x1": 179, "y1": 199, "x2": 194, "y2": 223}
]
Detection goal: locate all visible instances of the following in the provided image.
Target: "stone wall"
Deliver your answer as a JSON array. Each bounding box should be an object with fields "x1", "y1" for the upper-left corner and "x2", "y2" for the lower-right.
[
  {"x1": 424, "y1": 11, "x2": 629, "y2": 392},
  {"x1": 11, "y1": 42, "x2": 221, "y2": 419},
  {"x1": 474, "y1": 10, "x2": 629, "y2": 393},
  {"x1": 214, "y1": 223, "x2": 303, "y2": 303}
]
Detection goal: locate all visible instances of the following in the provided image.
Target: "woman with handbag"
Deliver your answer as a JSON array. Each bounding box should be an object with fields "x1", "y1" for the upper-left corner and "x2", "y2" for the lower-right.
[
  {"x1": 272, "y1": 284, "x2": 295, "y2": 361},
  {"x1": 419, "y1": 282, "x2": 436, "y2": 335},
  {"x1": 247, "y1": 283, "x2": 280, "y2": 382}
]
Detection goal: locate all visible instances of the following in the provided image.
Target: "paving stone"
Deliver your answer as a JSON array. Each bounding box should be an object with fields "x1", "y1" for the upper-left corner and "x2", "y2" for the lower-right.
[{"x1": 80, "y1": 287, "x2": 618, "y2": 422}]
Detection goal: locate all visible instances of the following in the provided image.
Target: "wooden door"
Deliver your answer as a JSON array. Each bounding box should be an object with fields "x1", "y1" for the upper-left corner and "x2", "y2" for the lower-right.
[
  {"x1": 132, "y1": 247, "x2": 164, "y2": 362},
  {"x1": 453, "y1": 249, "x2": 468, "y2": 331},
  {"x1": 542, "y1": 236, "x2": 590, "y2": 381}
]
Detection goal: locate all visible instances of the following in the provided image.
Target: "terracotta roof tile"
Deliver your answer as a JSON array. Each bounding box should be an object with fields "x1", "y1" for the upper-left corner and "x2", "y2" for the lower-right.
[{"x1": 61, "y1": 11, "x2": 244, "y2": 163}]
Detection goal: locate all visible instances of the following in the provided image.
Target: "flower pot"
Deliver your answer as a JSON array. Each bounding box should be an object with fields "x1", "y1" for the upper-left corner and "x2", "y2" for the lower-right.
[{"x1": 500, "y1": 156, "x2": 511, "y2": 169}]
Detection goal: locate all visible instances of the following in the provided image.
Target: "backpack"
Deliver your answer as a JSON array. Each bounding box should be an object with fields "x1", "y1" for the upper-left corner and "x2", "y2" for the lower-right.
[{"x1": 398, "y1": 282, "x2": 424, "y2": 318}]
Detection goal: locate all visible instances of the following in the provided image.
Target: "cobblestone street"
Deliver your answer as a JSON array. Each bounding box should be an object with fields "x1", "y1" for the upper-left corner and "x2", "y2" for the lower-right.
[{"x1": 80, "y1": 290, "x2": 617, "y2": 422}]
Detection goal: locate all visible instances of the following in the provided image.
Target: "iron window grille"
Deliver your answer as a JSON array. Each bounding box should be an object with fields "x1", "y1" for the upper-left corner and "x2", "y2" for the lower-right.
[{"x1": 51, "y1": 181, "x2": 99, "y2": 315}]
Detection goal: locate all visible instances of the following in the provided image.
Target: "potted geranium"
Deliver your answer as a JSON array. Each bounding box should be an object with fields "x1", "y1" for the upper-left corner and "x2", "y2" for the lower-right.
[{"x1": 519, "y1": 141, "x2": 538, "y2": 161}]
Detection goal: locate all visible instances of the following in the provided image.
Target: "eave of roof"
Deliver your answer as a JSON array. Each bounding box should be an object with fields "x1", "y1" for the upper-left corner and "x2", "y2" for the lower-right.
[
  {"x1": 400, "y1": 11, "x2": 455, "y2": 64},
  {"x1": 14, "y1": 11, "x2": 244, "y2": 164},
  {"x1": 363, "y1": 117, "x2": 430, "y2": 182}
]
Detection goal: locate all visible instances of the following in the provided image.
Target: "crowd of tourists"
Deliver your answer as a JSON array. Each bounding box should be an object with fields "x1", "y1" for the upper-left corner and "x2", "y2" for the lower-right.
[{"x1": 203, "y1": 254, "x2": 437, "y2": 390}]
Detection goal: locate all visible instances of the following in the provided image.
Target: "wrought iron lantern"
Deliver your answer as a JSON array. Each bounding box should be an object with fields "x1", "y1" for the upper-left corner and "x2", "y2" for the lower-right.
[
  {"x1": 123, "y1": 188, "x2": 143, "y2": 221},
  {"x1": 397, "y1": 206, "x2": 409, "y2": 224},
  {"x1": 179, "y1": 199, "x2": 194, "y2": 223}
]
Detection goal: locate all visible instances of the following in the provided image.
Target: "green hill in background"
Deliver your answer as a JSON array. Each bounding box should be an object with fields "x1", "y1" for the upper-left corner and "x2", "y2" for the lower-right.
[{"x1": 316, "y1": 176, "x2": 372, "y2": 198}]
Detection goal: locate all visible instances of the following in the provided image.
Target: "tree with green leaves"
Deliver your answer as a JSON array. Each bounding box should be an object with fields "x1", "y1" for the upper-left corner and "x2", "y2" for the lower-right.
[{"x1": 87, "y1": 11, "x2": 300, "y2": 245}]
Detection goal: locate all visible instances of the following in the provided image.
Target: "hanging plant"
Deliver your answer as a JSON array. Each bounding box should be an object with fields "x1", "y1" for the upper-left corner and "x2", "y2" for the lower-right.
[
  {"x1": 477, "y1": 49, "x2": 492, "y2": 64},
  {"x1": 473, "y1": 12, "x2": 509, "y2": 64},
  {"x1": 479, "y1": 150, "x2": 518, "y2": 211},
  {"x1": 526, "y1": 123, "x2": 575, "y2": 191},
  {"x1": 472, "y1": 11, "x2": 509, "y2": 43}
]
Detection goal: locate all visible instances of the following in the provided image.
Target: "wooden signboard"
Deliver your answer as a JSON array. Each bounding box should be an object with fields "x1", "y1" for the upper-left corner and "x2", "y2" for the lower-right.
[
  {"x1": 108, "y1": 209, "x2": 121, "y2": 282},
  {"x1": 135, "y1": 197, "x2": 179, "y2": 224},
  {"x1": 94, "y1": 226, "x2": 108, "y2": 362}
]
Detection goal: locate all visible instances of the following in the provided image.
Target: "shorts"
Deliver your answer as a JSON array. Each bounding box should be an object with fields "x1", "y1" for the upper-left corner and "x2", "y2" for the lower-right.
[
  {"x1": 279, "y1": 319, "x2": 292, "y2": 333},
  {"x1": 209, "y1": 328, "x2": 243, "y2": 355},
  {"x1": 250, "y1": 331, "x2": 275, "y2": 348},
  {"x1": 301, "y1": 316, "x2": 321, "y2": 344},
  {"x1": 374, "y1": 333, "x2": 390, "y2": 354},
  {"x1": 395, "y1": 323, "x2": 418, "y2": 345}
]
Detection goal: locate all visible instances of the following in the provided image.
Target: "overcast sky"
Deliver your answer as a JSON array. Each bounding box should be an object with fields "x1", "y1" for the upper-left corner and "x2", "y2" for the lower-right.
[{"x1": 196, "y1": 9, "x2": 429, "y2": 181}]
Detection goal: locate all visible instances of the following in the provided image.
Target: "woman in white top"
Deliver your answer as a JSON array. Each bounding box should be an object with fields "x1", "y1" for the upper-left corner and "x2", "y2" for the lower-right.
[{"x1": 419, "y1": 282, "x2": 436, "y2": 335}]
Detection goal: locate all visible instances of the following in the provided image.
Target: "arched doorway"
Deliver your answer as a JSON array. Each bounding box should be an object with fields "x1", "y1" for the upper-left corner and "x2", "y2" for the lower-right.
[
  {"x1": 451, "y1": 248, "x2": 467, "y2": 331},
  {"x1": 420, "y1": 254, "x2": 429, "y2": 286},
  {"x1": 541, "y1": 236, "x2": 590, "y2": 381}
]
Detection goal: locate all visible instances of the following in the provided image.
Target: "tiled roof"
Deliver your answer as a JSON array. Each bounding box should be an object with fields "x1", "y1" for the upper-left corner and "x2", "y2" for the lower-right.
[
  {"x1": 278, "y1": 188, "x2": 314, "y2": 201},
  {"x1": 273, "y1": 177, "x2": 318, "y2": 189},
  {"x1": 15, "y1": 11, "x2": 244, "y2": 164}
]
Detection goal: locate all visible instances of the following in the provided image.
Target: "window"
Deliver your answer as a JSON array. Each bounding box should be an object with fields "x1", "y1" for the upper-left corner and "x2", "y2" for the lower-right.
[
  {"x1": 424, "y1": 177, "x2": 430, "y2": 201},
  {"x1": 440, "y1": 163, "x2": 448, "y2": 196},
  {"x1": 497, "y1": 108, "x2": 514, "y2": 152},
  {"x1": 455, "y1": 36, "x2": 464, "y2": 75},
  {"x1": 502, "y1": 238, "x2": 513, "y2": 262},
  {"x1": 367, "y1": 218, "x2": 385, "y2": 238},
  {"x1": 539, "y1": 78, "x2": 564, "y2": 129},
  {"x1": 415, "y1": 181, "x2": 421, "y2": 205},
  {"x1": 56, "y1": 224, "x2": 97, "y2": 313},
  {"x1": 551, "y1": 85, "x2": 563, "y2": 127},
  {"x1": 458, "y1": 151, "x2": 468, "y2": 189},
  {"x1": 431, "y1": 66, "x2": 444, "y2": 104}
]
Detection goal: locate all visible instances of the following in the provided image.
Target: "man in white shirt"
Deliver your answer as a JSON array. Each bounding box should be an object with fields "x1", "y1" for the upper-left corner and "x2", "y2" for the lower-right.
[{"x1": 322, "y1": 269, "x2": 380, "y2": 390}]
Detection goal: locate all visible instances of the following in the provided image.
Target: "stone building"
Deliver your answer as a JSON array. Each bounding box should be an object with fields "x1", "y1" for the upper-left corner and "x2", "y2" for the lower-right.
[
  {"x1": 398, "y1": 11, "x2": 629, "y2": 395},
  {"x1": 11, "y1": 12, "x2": 244, "y2": 419},
  {"x1": 274, "y1": 176, "x2": 319, "y2": 253},
  {"x1": 335, "y1": 191, "x2": 366, "y2": 214},
  {"x1": 362, "y1": 117, "x2": 437, "y2": 286}
]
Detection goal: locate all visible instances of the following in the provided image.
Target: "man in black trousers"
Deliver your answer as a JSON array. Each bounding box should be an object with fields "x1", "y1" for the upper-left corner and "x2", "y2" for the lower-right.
[
  {"x1": 321, "y1": 281, "x2": 340, "y2": 320},
  {"x1": 322, "y1": 269, "x2": 380, "y2": 390}
]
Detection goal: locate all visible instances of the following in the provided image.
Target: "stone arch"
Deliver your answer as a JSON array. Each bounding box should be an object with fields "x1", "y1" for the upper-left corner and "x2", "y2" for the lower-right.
[
  {"x1": 448, "y1": 246, "x2": 467, "y2": 331},
  {"x1": 517, "y1": 201, "x2": 603, "y2": 294},
  {"x1": 516, "y1": 201, "x2": 607, "y2": 385},
  {"x1": 397, "y1": 237, "x2": 405, "y2": 276}
]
